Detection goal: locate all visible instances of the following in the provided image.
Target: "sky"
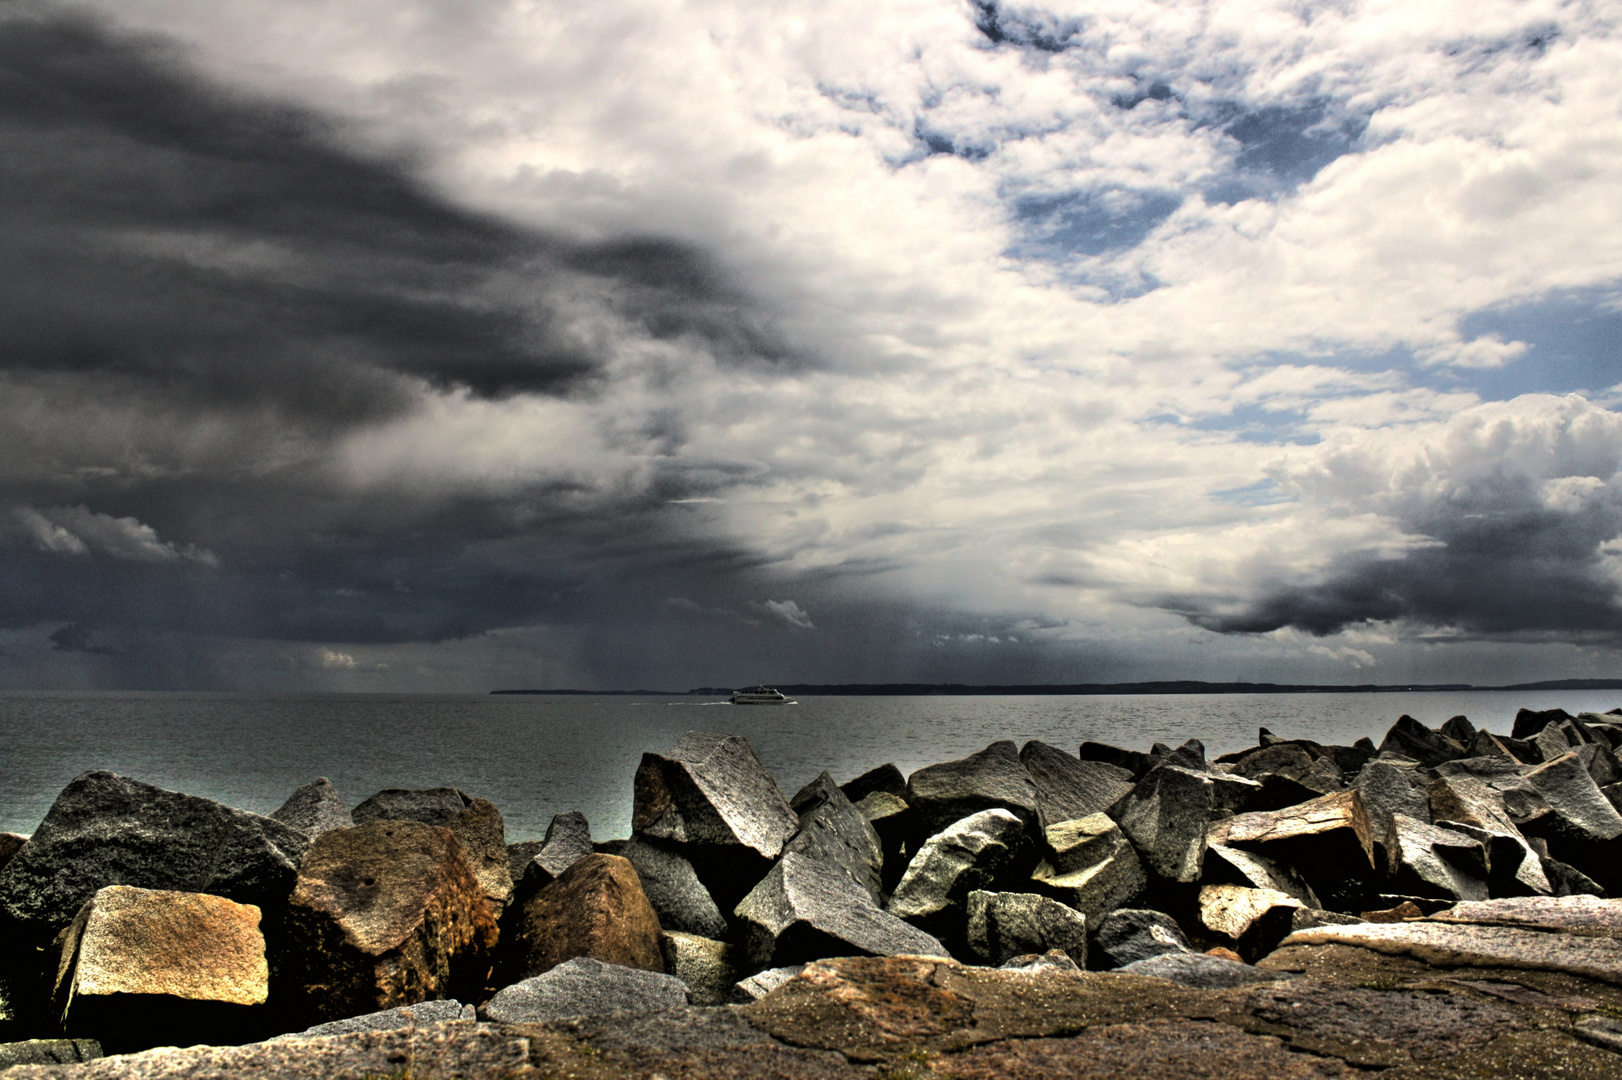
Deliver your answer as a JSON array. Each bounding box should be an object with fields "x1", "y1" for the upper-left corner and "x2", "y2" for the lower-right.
[{"x1": 2, "y1": 0, "x2": 1622, "y2": 692}]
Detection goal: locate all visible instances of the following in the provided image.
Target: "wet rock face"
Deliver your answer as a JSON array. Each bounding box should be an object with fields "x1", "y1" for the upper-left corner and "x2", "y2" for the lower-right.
[
  {"x1": 632, "y1": 731, "x2": 798, "y2": 859},
  {"x1": 53, "y1": 886, "x2": 269, "y2": 1052},
  {"x1": 1378, "y1": 714, "x2": 1467, "y2": 768},
  {"x1": 268, "y1": 780, "x2": 350, "y2": 839},
  {"x1": 0, "y1": 772, "x2": 309, "y2": 946},
  {"x1": 1114, "y1": 765, "x2": 1214, "y2": 883},
  {"x1": 501, "y1": 853, "x2": 663, "y2": 982},
  {"x1": 905, "y1": 740, "x2": 1042, "y2": 840},
  {"x1": 783, "y1": 772, "x2": 884, "y2": 905},
  {"x1": 281, "y1": 819, "x2": 497, "y2": 1024}
]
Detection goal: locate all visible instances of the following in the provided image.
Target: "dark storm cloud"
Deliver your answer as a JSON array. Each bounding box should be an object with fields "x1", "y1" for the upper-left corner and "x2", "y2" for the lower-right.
[
  {"x1": 0, "y1": 6, "x2": 815, "y2": 660},
  {"x1": 0, "y1": 7, "x2": 803, "y2": 416},
  {"x1": 1164, "y1": 473, "x2": 1622, "y2": 640}
]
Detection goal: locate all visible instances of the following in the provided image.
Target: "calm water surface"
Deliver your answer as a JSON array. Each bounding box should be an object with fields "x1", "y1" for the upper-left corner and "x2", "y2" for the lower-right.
[{"x1": 2, "y1": 690, "x2": 1617, "y2": 841}]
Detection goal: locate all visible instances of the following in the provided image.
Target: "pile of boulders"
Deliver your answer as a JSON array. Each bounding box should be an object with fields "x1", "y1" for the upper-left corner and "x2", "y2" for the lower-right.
[{"x1": 0, "y1": 707, "x2": 1617, "y2": 1063}]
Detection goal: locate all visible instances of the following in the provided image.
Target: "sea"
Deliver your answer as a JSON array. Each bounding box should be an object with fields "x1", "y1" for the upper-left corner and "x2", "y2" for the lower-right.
[{"x1": 2, "y1": 689, "x2": 1619, "y2": 842}]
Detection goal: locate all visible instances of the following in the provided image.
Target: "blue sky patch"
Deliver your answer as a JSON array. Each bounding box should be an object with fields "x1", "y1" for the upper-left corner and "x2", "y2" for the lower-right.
[
  {"x1": 1011, "y1": 188, "x2": 1181, "y2": 259},
  {"x1": 1205, "y1": 100, "x2": 1368, "y2": 202}
]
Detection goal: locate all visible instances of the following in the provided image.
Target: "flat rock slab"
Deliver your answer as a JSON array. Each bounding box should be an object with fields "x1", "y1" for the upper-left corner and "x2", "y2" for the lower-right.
[
  {"x1": 479, "y1": 957, "x2": 689, "y2": 1024},
  {"x1": 0, "y1": 1041, "x2": 100, "y2": 1069},
  {"x1": 1116, "y1": 952, "x2": 1289, "y2": 989},
  {"x1": 1432, "y1": 895, "x2": 1622, "y2": 938},
  {"x1": 1281, "y1": 921, "x2": 1622, "y2": 985},
  {"x1": 280, "y1": 999, "x2": 475, "y2": 1038}
]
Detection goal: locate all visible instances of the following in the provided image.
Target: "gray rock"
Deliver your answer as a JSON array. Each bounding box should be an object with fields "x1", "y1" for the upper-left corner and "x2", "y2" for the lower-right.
[
  {"x1": 1431, "y1": 894, "x2": 1622, "y2": 937},
  {"x1": 1202, "y1": 844, "x2": 1320, "y2": 908},
  {"x1": 905, "y1": 741, "x2": 1042, "y2": 842},
  {"x1": 1216, "y1": 790, "x2": 1375, "y2": 912},
  {"x1": 1030, "y1": 836, "x2": 1146, "y2": 929},
  {"x1": 1093, "y1": 908, "x2": 1191, "y2": 969},
  {"x1": 839, "y1": 763, "x2": 906, "y2": 804},
  {"x1": 853, "y1": 791, "x2": 909, "y2": 889},
  {"x1": 1078, "y1": 740, "x2": 1154, "y2": 780},
  {"x1": 479, "y1": 957, "x2": 689, "y2": 1023},
  {"x1": 1512, "y1": 707, "x2": 1572, "y2": 739},
  {"x1": 1117, "y1": 951, "x2": 1288, "y2": 988},
  {"x1": 997, "y1": 949, "x2": 1082, "y2": 974},
  {"x1": 613, "y1": 836, "x2": 729, "y2": 939},
  {"x1": 736, "y1": 851, "x2": 948, "y2": 967},
  {"x1": 1019, "y1": 741, "x2": 1134, "y2": 826},
  {"x1": 1577, "y1": 742, "x2": 1622, "y2": 788},
  {"x1": 783, "y1": 773, "x2": 884, "y2": 905},
  {"x1": 1439, "y1": 715, "x2": 1477, "y2": 746},
  {"x1": 505, "y1": 840, "x2": 545, "y2": 885},
  {"x1": 964, "y1": 890, "x2": 1087, "y2": 966},
  {"x1": 1522, "y1": 750, "x2": 1622, "y2": 886},
  {"x1": 515, "y1": 811, "x2": 593, "y2": 894},
  {"x1": 1428, "y1": 774, "x2": 1549, "y2": 894},
  {"x1": 1196, "y1": 884, "x2": 1305, "y2": 960},
  {"x1": 1352, "y1": 759, "x2": 1431, "y2": 864},
  {"x1": 729, "y1": 965, "x2": 804, "y2": 1003},
  {"x1": 0, "y1": 771, "x2": 308, "y2": 944},
  {"x1": 1231, "y1": 744, "x2": 1314, "y2": 783},
  {"x1": 269, "y1": 779, "x2": 350, "y2": 838},
  {"x1": 0, "y1": 1041, "x2": 101, "y2": 1069},
  {"x1": 659, "y1": 931, "x2": 741, "y2": 1006},
  {"x1": 351, "y1": 787, "x2": 468, "y2": 826},
  {"x1": 1044, "y1": 813, "x2": 1127, "y2": 876},
  {"x1": 1384, "y1": 814, "x2": 1488, "y2": 902},
  {"x1": 1603, "y1": 782, "x2": 1622, "y2": 815},
  {"x1": 632, "y1": 732, "x2": 798, "y2": 905},
  {"x1": 278, "y1": 1000, "x2": 474, "y2": 1039},
  {"x1": 887, "y1": 809, "x2": 1030, "y2": 931},
  {"x1": 1378, "y1": 715, "x2": 1466, "y2": 768},
  {"x1": 1465, "y1": 730, "x2": 1520, "y2": 761},
  {"x1": 1115, "y1": 765, "x2": 1213, "y2": 883}
]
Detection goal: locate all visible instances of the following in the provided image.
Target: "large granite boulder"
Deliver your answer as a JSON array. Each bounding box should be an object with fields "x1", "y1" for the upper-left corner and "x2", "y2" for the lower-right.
[
  {"x1": 268, "y1": 779, "x2": 350, "y2": 839},
  {"x1": 352, "y1": 789, "x2": 511, "y2": 912},
  {"x1": 479, "y1": 957, "x2": 688, "y2": 1023},
  {"x1": 1377, "y1": 715, "x2": 1466, "y2": 768},
  {"x1": 1194, "y1": 884, "x2": 1304, "y2": 961},
  {"x1": 1018, "y1": 741, "x2": 1134, "y2": 826},
  {"x1": 1350, "y1": 759, "x2": 1431, "y2": 866},
  {"x1": 0, "y1": 772, "x2": 309, "y2": 949},
  {"x1": 1029, "y1": 816, "x2": 1146, "y2": 927},
  {"x1": 1521, "y1": 750, "x2": 1622, "y2": 892},
  {"x1": 52, "y1": 886, "x2": 268, "y2": 1052},
  {"x1": 1428, "y1": 774, "x2": 1549, "y2": 895},
  {"x1": 500, "y1": 853, "x2": 663, "y2": 982},
  {"x1": 964, "y1": 890, "x2": 1087, "y2": 967},
  {"x1": 1114, "y1": 766, "x2": 1214, "y2": 883},
  {"x1": 280, "y1": 819, "x2": 497, "y2": 1024},
  {"x1": 886, "y1": 809, "x2": 1031, "y2": 935},
  {"x1": 839, "y1": 763, "x2": 906, "y2": 804},
  {"x1": 1512, "y1": 707, "x2": 1573, "y2": 740},
  {"x1": 1078, "y1": 740, "x2": 1155, "y2": 780},
  {"x1": 609, "y1": 837, "x2": 728, "y2": 939},
  {"x1": 658, "y1": 931, "x2": 741, "y2": 1006},
  {"x1": 633, "y1": 732, "x2": 798, "y2": 908},
  {"x1": 1092, "y1": 908, "x2": 1191, "y2": 969},
  {"x1": 1202, "y1": 844, "x2": 1320, "y2": 908},
  {"x1": 277, "y1": 999, "x2": 473, "y2": 1039},
  {"x1": 1116, "y1": 950, "x2": 1287, "y2": 988},
  {"x1": 0, "y1": 834, "x2": 25, "y2": 874},
  {"x1": 735, "y1": 851, "x2": 947, "y2": 968},
  {"x1": 905, "y1": 741, "x2": 1042, "y2": 841},
  {"x1": 853, "y1": 791, "x2": 910, "y2": 890}
]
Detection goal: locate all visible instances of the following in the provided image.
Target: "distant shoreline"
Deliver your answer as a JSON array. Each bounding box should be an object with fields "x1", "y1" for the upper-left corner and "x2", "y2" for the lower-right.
[{"x1": 490, "y1": 678, "x2": 1622, "y2": 696}]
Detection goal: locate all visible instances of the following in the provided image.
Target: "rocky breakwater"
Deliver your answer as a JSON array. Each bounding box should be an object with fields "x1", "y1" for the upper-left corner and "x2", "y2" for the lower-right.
[{"x1": 0, "y1": 708, "x2": 1620, "y2": 1076}]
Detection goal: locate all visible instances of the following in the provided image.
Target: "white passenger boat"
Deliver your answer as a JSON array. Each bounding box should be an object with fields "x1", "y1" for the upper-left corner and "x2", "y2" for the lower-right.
[{"x1": 730, "y1": 685, "x2": 796, "y2": 704}]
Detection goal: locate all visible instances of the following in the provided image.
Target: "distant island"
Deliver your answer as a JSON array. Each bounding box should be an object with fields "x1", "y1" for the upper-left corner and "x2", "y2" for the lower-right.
[{"x1": 491, "y1": 678, "x2": 1622, "y2": 696}]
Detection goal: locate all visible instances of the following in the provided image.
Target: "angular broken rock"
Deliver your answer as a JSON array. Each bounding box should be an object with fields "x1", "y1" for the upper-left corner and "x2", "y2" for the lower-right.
[
  {"x1": 783, "y1": 773, "x2": 884, "y2": 905},
  {"x1": 1428, "y1": 774, "x2": 1549, "y2": 895},
  {"x1": 886, "y1": 809, "x2": 1030, "y2": 932},
  {"x1": 964, "y1": 890, "x2": 1087, "y2": 967},
  {"x1": 853, "y1": 791, "x2": 909, "y2": 888},
  {"x1": 502, "y1": 853, "x2": 663, "y2": 982},
  {"x1": 512, "y1": 811, "x2": 593, "y2": 896},
  {"x1": 0, "y1": 771, "x2": 308, "y2": 946},
  {"x1": 1379, "y1": 715, "x2": 1466, "y2": 768},
  {"x1": 350, "y1": 787, "x2": 468, "y2": 826},
  {"x1": 729, "y1": 965, "x2": 804, "y2": 1003},
  {"x1": 1018, "y1": 741, "x2": 1134, "y2": 826},
  {"x1": 1231, "y1": 744, "x2": 1315, "y2": 783},
  {"x1": 1114, "y1": 765, "x2": 1213, "y2": 883},
  {"x1": 53, "y1": 886, "x2": 269, "y2": 1052},
  {"x1": 1030, "y1": 823, "x2": 1146, "y2": 928},
  {"x1": 736, "y1": 851, "x2": 947, "y2": 968},
  {"x1": 1351, "y1": 759, "x2": 1431, "y2": 865},
  {"x1": 1524, "y1": 751, "x2": 1622, "y2": 844},
  {"x1": 659, "y1": 931, "x2": 741, "y2": 1006},
  {"x1": 350, "y1": 788, "x2": 512, "y2": 909},
  {"x1": 279, "y1": 999, "x2": 474, "y2": 1039},
  {"x1": 905, "y1": 741, "x2": 1042, "y2": 841},
  {"x1": 839, "y1": 763, "x2": 906, "y2": 804},
  {"x1": 633, "y1": 731, "x2": 797, "y2": 858},
  {"x1": 1202, "y1": 844, "x2": 1320, "y2": 908},
  {"x1": 269, "y1": 779, "x2": 351, "y2": 839},
  {"x1": 1093, "y1": 908, "x2": 1191, "y2": 969},
  {"x1": 1429, "y1": 894, "x2": 1622, "y2": 938},
  {"x1": 611, "y1": 836, "x2": 728, "y2": 940},
  {"x1": 1117, "y1": 951, "x2": 1288, "y2": 988},
  {"x1": 1217, "y1": 789, "x2": 1374, "y2": 911},
  {"x1": 1384, "y1": 814, "x2": 1488, "y2": 902},
  {"x1": 479, "y1": 957, "x2": 689, "y2": 1023},
  {"x1": 1195, "y1": 884, "x2": 1303, "y2": 961},
  {"x1": 281, "y1": 819, "x2": 497, "y2": 1024},
  {"x1": 0, "y1": 833, "x2": 25, "y2": 874}
]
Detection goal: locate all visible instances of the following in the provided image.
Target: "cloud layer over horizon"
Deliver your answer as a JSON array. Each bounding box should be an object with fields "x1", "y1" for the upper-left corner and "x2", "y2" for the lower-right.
[{"x1": 2, "y1": 0, "x2": 1621, "y2": 691}]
